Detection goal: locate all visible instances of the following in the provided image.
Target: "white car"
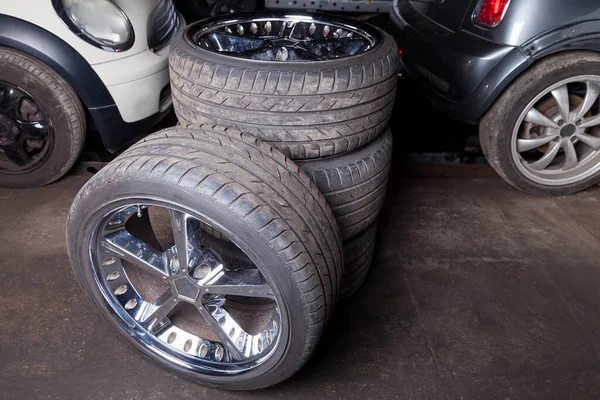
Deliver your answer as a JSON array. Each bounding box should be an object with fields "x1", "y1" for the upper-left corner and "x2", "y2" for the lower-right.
[{"x1": 0, "y1": 0, "x2": 183, "y2": 187}]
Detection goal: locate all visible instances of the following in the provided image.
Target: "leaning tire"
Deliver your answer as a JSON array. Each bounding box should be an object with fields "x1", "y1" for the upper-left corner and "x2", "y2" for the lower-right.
[
  {"x1": 481, "y1": 51, "x2": 600, "y2": 196},
  {"x1": 67, "y1": 124, "x2": 342, "y2": 390},
  {"x1": 0, "y1": 47, "x2": 85, "y2": 187},
  {"x1": 340, "y1": 222, "x2": 377, "y2": 301},
  {"x1": 297, "y1": 127, "x2": 392, "y2": 240},
  {"x1": 169, "y1": 13, "x2": 400, "y2": 159}
]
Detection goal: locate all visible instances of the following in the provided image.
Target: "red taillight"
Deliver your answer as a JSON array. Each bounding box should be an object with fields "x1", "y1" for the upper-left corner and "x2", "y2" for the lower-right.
[
  {"x1": 398, "y1": 48, "x2": 403, "y2": 57},
  {"x1": 475, "y1": 0, "x2": 511, "y2": 27}
]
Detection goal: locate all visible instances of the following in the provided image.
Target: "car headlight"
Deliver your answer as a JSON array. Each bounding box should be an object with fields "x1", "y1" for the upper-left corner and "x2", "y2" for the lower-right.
[{"x1": 55, "y1": 0, "x2": 134, "y2": 52}]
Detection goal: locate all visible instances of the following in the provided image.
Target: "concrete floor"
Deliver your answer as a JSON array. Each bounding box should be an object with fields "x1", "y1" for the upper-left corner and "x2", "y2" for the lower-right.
[{"x1": 2, "y1": 171, "x2": 600, "y2": 399}]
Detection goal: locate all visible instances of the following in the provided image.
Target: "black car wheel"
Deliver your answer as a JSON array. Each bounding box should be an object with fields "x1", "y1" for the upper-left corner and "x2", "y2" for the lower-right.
[
  {"x1": 0, "y1": 47, "x2": 86, "y2": 187},
  {"x1": 481, "y1": 51, "x2": 600, "y2": 196}
]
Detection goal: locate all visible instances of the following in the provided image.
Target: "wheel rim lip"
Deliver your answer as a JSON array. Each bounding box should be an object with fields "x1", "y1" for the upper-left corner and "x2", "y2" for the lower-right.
[
  {"x1": 185, "y1": 12, "x2": 381, "y2": 63},
  {"x1": 89, "y1": 197, "x2": 286, "y2": 376},
  {"x1": 511, "y1": 75, "x2": 600, "y2": 186},
  {"x1": 0, "y1": 80, "x2": 53, "y2": 174}
]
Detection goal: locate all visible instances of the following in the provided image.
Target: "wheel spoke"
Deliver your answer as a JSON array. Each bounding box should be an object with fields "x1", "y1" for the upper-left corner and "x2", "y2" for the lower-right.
[
  {"x1": 205, "y1": 284, "x2": 275, "y2": 299},
  {"x1": 103, "y1": 230, "x2": 169, "y2": 278},
  {"x1": 203, "y1": 268, "x2": 274, "y2": 300},
  {"x1": 204, "y1": 32, "x2": 268, "y2": 54},
  {"x1": 238, "y1": 47, "x2": 276, "y2": 60},
  {"x1": 575, "y1": 132, "x2": 600, "y2": 150},
  {"x1": 572, "y1": 81, "x2": 600, "y2": 121},
  {"x1": 140, "y1": 291, "x2": 179, "y2": 331},
  {"x1": 563, "y1": 139, "x2": 578, "y2": 170},
  {"x1": 197, "y1": 301, "x2": 245, "y2": 360},
  {"x1": 579, "y1": 114, "x2": 600, "y2": 128},
  {"x1": 18, "y1": 121, "x2": 49, "y2": 140},
  {"x1": 551, "y1": 85, "x2": 570, "y2": 122},
  {"x1": 517, "y1": 134, "x2": 558, "y2": 152},
  {"x1": 527, "y1": 141, "x2": 561, "y2": 171},
  {"x1": 524, "y1": 107, "x2": 560, "y2": 128},
  {"x1": 168, "y1": 210, "x2": 199, "y2": 272},
  {"x1": 0, "y1": 87, "x2": 22, "y2": 114},
  {"x1": 1, "y1": 142, "x2": 28, "y2": 165}
]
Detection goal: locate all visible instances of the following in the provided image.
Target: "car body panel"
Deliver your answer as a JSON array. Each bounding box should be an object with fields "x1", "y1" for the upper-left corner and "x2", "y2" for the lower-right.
[
  {"x1": 404, "y1": 0, "x2": 476, "y2": 33},
  {"x1": 0, "y1": 0, "x2": 181, "y2": 150},
  {"x1": 391, "y1": 0, "x2": 600, "y2": 122},
  {"x1": 464, "y1": 0, "x2": 600, "y2": 47}
]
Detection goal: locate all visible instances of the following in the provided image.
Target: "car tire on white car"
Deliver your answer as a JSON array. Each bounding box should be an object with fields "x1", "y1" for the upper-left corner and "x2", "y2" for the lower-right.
[
  {"x1": 481, "y1": 51, "x2": 600, "y2": 196},
  {"x1": 66, "y1": 125, "x2": 343, "y2": 390},
  {"x1": 169, "y1": 12, "x2": 399, "y2": 160},
  {"x1": 0, "y1": 47, "x2": 86, "y2": 187}
]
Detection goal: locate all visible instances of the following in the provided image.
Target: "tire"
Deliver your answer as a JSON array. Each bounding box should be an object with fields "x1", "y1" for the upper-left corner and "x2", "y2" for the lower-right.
[
  {"x1": 297, "y1": 127, "x2": 392, "y2": 240},
  {"x1": 340, "y1": 222, "x2": 377, "y2": 301},
  {"x1": 480, "y1": 51, "x2": 600, "y2": 196},
  {"x1": 0, "y1": 47, "x2": 85, "y2": 187},
  {"x1": 66, "y1": 124, "x2": 343, "y2": 390},
  {"x1": 169, "y1": 13, "x2": 400, "y2": 160}
]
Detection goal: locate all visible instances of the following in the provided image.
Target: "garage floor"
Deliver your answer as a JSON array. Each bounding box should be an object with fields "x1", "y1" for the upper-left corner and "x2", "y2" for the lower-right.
[{"x1": 2, "y1": 170, "x2": 600, "y2": 399}]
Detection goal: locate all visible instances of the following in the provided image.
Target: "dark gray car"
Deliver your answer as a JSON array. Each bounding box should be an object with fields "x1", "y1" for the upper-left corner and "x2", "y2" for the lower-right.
[{"x1": 391, "y1": 0, "x2": 600, "y2": 195}]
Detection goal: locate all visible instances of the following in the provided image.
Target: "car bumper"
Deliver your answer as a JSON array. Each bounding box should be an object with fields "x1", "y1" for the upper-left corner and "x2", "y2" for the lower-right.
[
  {"x1": 391, "y1": 0, "x2": 530, "y2": 122},
  {"x1": 92, "y1": 45, "x2": 173, "y2": 123}
]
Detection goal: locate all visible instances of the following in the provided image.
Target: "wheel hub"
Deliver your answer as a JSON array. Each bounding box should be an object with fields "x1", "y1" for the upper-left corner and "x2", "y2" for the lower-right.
[
  {"x1": 172, "y1": 276, "x2": 201, "y2": 301},
  {"x1": 560, "y1": 124, "x2": 577, "y2": 138}
]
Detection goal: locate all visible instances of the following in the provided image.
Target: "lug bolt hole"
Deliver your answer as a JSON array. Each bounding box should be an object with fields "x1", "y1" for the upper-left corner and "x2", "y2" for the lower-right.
[
  {"x1": 215, "y1": 346, "x2": 224, "y2": 361},
  {"x1": 124, "y1": 299, "x2": 137, "y2": 310},
  {"x1": 114, "y1": 285, "x2": 127, "y2": 296},
  {"x1": 199, "y1": 343, "x2": 208, "y2": 357},
  {"x1": 107, "y1": 271, "x2": 120, "y2": 281},
  {"x1": 167, "y1": 332, "x2": 177, "y2": 344},
  {"x1": 102, "y1": 257, "x2": 116, "y2": 265}
]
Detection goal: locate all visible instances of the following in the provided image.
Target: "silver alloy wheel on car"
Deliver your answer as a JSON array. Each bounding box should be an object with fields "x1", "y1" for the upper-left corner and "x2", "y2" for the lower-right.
[
  {"x1": 512, "y1": 75, "x2": 600, "y2": 186},
  {"x1": 190, "y1": 14, "x2": 378, "y2": 61},
  {"x1": 92, "y1": 201, "x2": 282, "y2": 374}
]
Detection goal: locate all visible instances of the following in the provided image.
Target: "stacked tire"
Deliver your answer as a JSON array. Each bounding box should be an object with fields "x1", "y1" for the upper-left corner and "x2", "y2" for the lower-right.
[
  {"x1": 170, "y1": 13, "x2": 399, "y2": 300},
  {"x1": 66, "y1": 13, "x2": 399, "y2": 391}
]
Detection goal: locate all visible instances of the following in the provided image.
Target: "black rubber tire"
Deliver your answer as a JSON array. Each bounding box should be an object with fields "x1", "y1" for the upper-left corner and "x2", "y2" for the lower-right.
[
  {"x1": 296, "y1": 127, "x2": 392, "y2": 240},
  {"x1": 480, "y1": 51, "x2": 600, "y2": 196},
  {"x1": 340, "y1": 222, "x2": 377, "y2": 301},
  {"x1": 169, "y1": 14, "x2": 400, "y2": 160},
  {"x1": 67, "y1": 124, "x2": 343, "y2": 390},
  {"x1": 0, "y1": 47, "x2": 85, "y2": 187}
]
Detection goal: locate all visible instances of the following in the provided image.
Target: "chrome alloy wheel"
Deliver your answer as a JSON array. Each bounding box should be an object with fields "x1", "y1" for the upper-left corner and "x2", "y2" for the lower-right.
[
  {"x1": 512, "y1": 76, "x2": 600, "y2": 186},
  {"x1": 91, "y1": 201, "x2": 281, "y2": 374},
  {"x1": 188, "y1": 13, "x2": 378, "y2": 61}
]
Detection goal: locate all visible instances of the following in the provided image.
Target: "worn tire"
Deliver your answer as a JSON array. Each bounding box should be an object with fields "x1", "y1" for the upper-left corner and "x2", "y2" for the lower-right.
[
  {"x1": 67, "y1": 124, "x2": 343, "y2": 390},
  {"x1": 169, "y1": 14, "x2": 400, "y2": 160},
  {"x1": 340, "y1": 222, "x2": 377, "y2": 301},
  {"x1": 0, "y1": 47, "x2": 85, "y2": 187},
  {"x1": 480, "y1": 51, "x2": 600, "y2": 196},
  {"x1": 297, "y1": 127, "x2": 392, "y2": 240}
]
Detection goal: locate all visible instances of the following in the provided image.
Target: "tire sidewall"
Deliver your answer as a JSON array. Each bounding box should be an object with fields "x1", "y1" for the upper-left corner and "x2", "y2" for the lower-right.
[
  {"x1": 482, "y1": 56, "x2": 600, "y2": 196},
  {"x1": 0, "y1": 53, "x2": 80, "y2": 187},
  {"x1": 67, "y1": 177, "x2": 308, "y2": 390}
]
